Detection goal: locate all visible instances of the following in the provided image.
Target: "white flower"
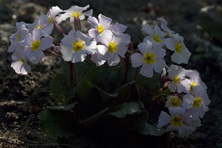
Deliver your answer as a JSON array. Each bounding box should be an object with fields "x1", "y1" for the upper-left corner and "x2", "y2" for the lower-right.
[
  {"x1": 46, "y1": 6, "x2": 63, "y2": 24},
  {"x1": 8, "y1": 22, "x2": 29, "y2": 52},
  {"x1": 165, "y1": 95, "x2": 182, "y2": 108},
  {"x1": 167, "y1": 64, "x2": 187, "y2": 93},
  {"x1": 142, "y1": 24, "x2": 166, "y2": 46},
  {"x1": 60, "y1": 30, "x2": 96, "y2": 63},
  {"x1": 91, "y1": 47, "x2": 106, "y2": 66},
  {"x1": 183, "y1": 87, "x2": 210, "y2": 119},
  {"x1": 157, "y1": 107, "x2": 195, "y2": 138},
  {"x1": 88, "y1": 14, "x2": 112, "y2": 41},
  {"x1": 165, "y1": 34, "x2": 191, "y2": 64},
  {"x1": 57, "y1": 5, "x2": 92, "y2": 23},
  {"x1": 11, "y1": 43, "x2": 31, "y2": 75},
  {"x1": 22, "y1": 28, "x2": 53, "y2": 63},
  {"x1": 97, "y1": 30, "x2": 127, "y2": 66},
  {"x1": 27, "y1": 14, "x2": 54, "y2": 37},
  {"x1": 157, "y1": 17, "x2": 174, "y2": 36},
  {"x1": 181, "y1": 70, "x2": 207, "y2": 94},
  {"x1": 131, "y1": 40, "x2": 166, "y2": 78}
]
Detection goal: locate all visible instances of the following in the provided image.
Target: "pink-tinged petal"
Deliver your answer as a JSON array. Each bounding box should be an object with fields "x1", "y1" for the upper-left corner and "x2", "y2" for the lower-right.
[
  {"x1": 82, "y1": 40, "x2": 96, "y2": 55},
  {"x1": 91, "y1": 52, "x2": 106, "y2": 66},
  {"x1": 140, "y1": 64, "x2": 153, "y2": 78},
  {"x1": 20, "y1": 63, "x2": 31, "y2": 75},
  {"x1": 152, "y1": 44, "x2": 166, "y2": 58},
  {"x1": 113, "y1": 22, "x2": 127, "y2": 33},
  {"x1": 61, "y1": 30, "x2": 76, "y2": 46},
  {"x1": 42, "y1": 23, "x2": 54, "y2": 36},
  {"x1": 153, "y1": 24, "x2": 166, "y2": 38},
  {"x1": 60, "y1": 44, "x2": 74, "y2": 61},
  {"x1": 79, "y1": 14, "x2": 85, "y2": 20},
  {"x1": 131, "y1": 53, "x2": 143, "y2": 67},
  {"x1": 124, "y1": 34, "x2": 131, "y2": 44},
  {"x1": 82, "y1": 9, "x2": 93, "y2": 17},
  {"x1": 196, "y1": 105, "x2": 207, "y2": 118},
  {"x1": 165, "y1": 125, "x2": 177, "y2": 132},
  {"x1": 88, "y1": 29, "x2": 99, "y2": 39},
  {"x1": 70, "y1": 51, "x2": 86, "y2": 63},
  {"x1": 153, "y1": 59, "x2": 166, "y2": 73},
  {"x1": 171, "y1": 44, "x2": 191, "y2": 64},
  {"x1": 28, "y1": 50, "x2": 44, "y2": 63},
  {"x1": 40, "y1": 36, "x2": 53, "y2": 50},
  {"x1": 76, "y1": 30, "x2": 91, "y2": 42},
  {"x1": 183, "y1": 94, "x2": 194, "y2": 109},
  {"x1": 138, "y1": 40, "x2": 152, "y2": 55},
  {"x1": 167, "y1": 64, "x2": 179, "y2": 80},
  {"x1": 97, "y1": 45, "x2": 108, "y2": 56},
  {"x1": 168, "y1": 107, "x2": 185, "y2": 116},
  {"x1": 32, "y1": 29, "x2": 42, "y2": 40},
  {"x1": 98, "y1": 14, "x2": 112, "y2": 27},
  {"x1": 98, "y1": 30, "x2": 113, "y2": 46},
  {"x1": 200, "y1": 91, "x2": 211, "y2": 105},
  {"x1": 107, "y1": 53, "x2": 120, "y2": 66},
  {"x1": 57, "y1": 13, "x2": 70, "y2": 24},
  {"x1": 168, "y1": 82, "x2": 176, "y2": 92},
  {"x1": 157, "y1": 111, "x2": 171, "y2": 128},
  {"x1": 178, "y1": 124, "x2": 194, "y2": 138},
  {"x1": 142, "y1": 24, "x2": 153, "y2": 35},
  {"x1": 116, "y1": 42, "x2": 126, "y2": 58},
  {"x1": 165, "y1": 38, "x2": 175, "y2": 51},
  {"x1": 87, "y1": 16, "x2": 99, "y2": 28},
  {"x1": 47, "y1": 6, "x2": 63, "y2": 17}
]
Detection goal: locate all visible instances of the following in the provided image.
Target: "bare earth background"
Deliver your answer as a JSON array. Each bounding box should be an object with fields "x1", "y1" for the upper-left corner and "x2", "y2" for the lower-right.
[{"x1": 0, "y1": 0, "x2": 222, "y2": 147}]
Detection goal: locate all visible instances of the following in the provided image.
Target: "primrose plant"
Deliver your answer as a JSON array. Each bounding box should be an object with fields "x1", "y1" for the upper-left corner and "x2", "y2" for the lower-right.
[{"x1": 8, "y1": 4, "x2": 210, "y2": 143}]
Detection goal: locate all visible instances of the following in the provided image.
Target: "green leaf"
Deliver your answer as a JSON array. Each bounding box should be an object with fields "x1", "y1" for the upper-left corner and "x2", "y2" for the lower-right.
[
  {"x1": 116, "y1": 81, "x2": 136, "y2": 101},
  {"x1": 109, "y1": 102, "x2": 141, "y2": 118},
  {"x1": 80, "y1": 107, "x2": 109, "y2": 132},
  {"x1": 84, "y1": 66, "x2": 103, "y2": 82},
  {"x1": 47, "y1": 102, "x2": 77, "y2": 111},
  {"x1": 75, "y1": 79, "x2": 94, "y2": 102},
  {"x1": 137, "y1": 123, "x2": 165, "y2": 136},
  {"x1": 136, "y1": 71, "x2": 160, "y2": 90},
  {"x1": 38, "y1": 108, "x2": 77, "y2": 138},
  {"x1": 134, "y1": 110, "x2": 164, "y2": 136},
  {"x1": 50, "y1": 73, "x2": 75, "y2": 104}
]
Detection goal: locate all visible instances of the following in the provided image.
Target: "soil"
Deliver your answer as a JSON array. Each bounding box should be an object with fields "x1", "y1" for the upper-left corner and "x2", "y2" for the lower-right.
[{"x1": 0, "y1": 0, "x2": 222, "y2": 147}]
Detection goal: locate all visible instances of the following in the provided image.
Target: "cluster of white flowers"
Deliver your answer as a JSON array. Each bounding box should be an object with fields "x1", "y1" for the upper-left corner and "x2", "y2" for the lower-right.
[
  {"x1": 157, "y1": 64, "x2": 210, "y2": 137},
  {"x1": 8, "y1": 4, "x2": 210, "y2": 138}
]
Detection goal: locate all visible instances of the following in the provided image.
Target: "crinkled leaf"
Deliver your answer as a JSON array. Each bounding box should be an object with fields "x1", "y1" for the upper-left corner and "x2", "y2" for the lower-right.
[
  {"x1": 38, "y1": 108, "x2": 77, "y2": 138},
  {"x1": 47, "y1": 102, "x2": 77, "y2": 111},
  {"x1": 109, "y1": 102, "x2": 141, "y2": 118},
  {"x1": 137, "y1": 123, "x2": 165, "y2": 136},
  {"x1": 50, "y1": 73, "x2": 75, "y2": 104}
]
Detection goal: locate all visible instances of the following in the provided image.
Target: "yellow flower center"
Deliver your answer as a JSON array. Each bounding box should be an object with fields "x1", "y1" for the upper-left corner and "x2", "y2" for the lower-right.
[
  {"x1": 72, "y1": 40, "x2": 84, "y2": 52},
  {"x1": 152, "y1": 34, "x2": 162, "y2": 43},
  {"x1": 190, "y1": 81, "x2": 197, "y2": 94},
  {"x1": 173, "y1": 75, "x2": 180, "y2": 84},
  {"x1": 16, "y1": 34, "x2": 20, "y2": 42},
  {"x1": 31, "y1": 39, "x2": 41, "y2": 51},
  {"x1": 142, "y1": 52, "x2": 155, "y2": 65},
  {"x1": 71, "y1": 11, "x2": 81, "y2": 18},
  {"x1": 175, "y1": 42, "x2": 182, "y2": 54},
  {"x1": 170, "y1": 115, "x2": 183, "y2": 127},
  {"x1": 108, "y1": 42, "x2": 118, "y2": 54},
  {"x1": 47, "y1": 16, "x2": 54, "y2": 23},
  {"x1": 164, "y1": 31, "x2": 170, "y2": 37},
  {"x1": 97, "y1": 25, "x2": 104, "y2": 34},
  {"x1": 169, "y1": 97, "x2": 181, "y2": 107},
  {"x1": 19, "y1": 56, "x2": 25, "y2": 63},
  {"x1": 35, "y1": 25, "x2": 43, "y2": 29},
  {"x1": 193, "y1": 97, "x2": 202, "y2": 108}
]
